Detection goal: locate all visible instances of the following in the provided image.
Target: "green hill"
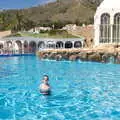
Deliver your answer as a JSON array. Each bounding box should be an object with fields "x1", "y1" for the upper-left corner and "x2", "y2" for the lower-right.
[{"x1": 0, "y1": 0, "x2": 102, "y2": 31}]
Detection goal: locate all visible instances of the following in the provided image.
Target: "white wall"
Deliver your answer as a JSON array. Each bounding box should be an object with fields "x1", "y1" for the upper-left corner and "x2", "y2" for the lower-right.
[{"x1": 94, "y1": 2, "x2": 120, "y2": 46}]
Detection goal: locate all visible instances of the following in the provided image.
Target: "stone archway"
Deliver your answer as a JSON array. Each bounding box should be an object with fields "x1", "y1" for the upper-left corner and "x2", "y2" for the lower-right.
[
  {"x1": 65, "y1": 41, "x2": 73, "y2": 48},
  {"x1": 0, "y1": 43, "x2": 3, "y2": 54},
  {"x1": 0, "y1": 43, "x2": 3, "y2": 49},
  {"x1": 15, "y1": 40, "x2": 22, "y2": 54},
  {"x1": 74, "y1": 41, "x2": 82, "y2": 48},
  {"x1": 47, "y1": 41, "x2": 56, "y2": 49},
  {"x1": 38, "y1": 41, "x2": 45, "y2": 49},
  {"x1": 6, "y1": 41, "x2": 12, "y2": 47},
  {"x1": 56, "y1": 41, "x2": 64, "y2": 49},
  {"x1": 24, "y1": 41, "x2": 29, "y2": 53},
  {"x1": 29, "y1": 41, "x2": 37, "y2": 53},
  {"x1": 5, "y1": 41, "x2": 13, "y2": 54}
]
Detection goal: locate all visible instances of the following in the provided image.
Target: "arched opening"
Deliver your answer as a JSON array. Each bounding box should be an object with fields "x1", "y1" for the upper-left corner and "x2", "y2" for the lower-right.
[
  {"x1": 47, "y1": 41, "x2": 56, "y2": 49},
  {"x1": 6, "y1": 41, "x2": 12, "y2": 48},
  {"x1": 0, "y1": 43, "x2": 3, "y2": 49},
  {"x1": 100, "y1": 13, "x2": 111, "y2": 43},
  {"x1": 56, "y1": 41, "x2": 64, "y2": 49},
  {"x1": 15, "y1": 40, "x2": 22, "y2": 54},
  {"x1": 0, "y1": 43, "x2": 3, "y2": 54},
  {"x1": 24, "y1": 41, "x2": 29, "y2": 53},
  {"x1": 29, "y1": 41, "x2": 37, "y2": 53},
  {"x1": 113, "y1": 13, "x2": 120, "y2": 43},
  {"x1": 38, "y1": 41, "x2": 45, "y2": 49},
  {"x1": 74, "y1": 41, "x2": 82, "y2": 48},
  {"x1": 5, "y1": 41, "x2": 13, "y2": 54},
  {"x1": 65, "y1": 41, "x2": 73, "y2": 48}
]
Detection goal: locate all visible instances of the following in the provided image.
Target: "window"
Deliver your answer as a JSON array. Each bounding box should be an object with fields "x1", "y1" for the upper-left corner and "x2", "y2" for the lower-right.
[
  {"x1": 113, "y1": 13, "x2": 120, "y2": 43},
  {"x1": 100, "y1": 13, "x2": 111, "y2": 43}
]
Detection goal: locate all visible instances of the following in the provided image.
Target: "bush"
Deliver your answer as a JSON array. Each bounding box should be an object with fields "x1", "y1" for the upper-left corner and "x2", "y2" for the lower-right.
[
  {"x1": 48, "y1": 29, "x2": 68, "y2": 35},
  {"x1": 40, "y1": 30, "x2": 49, "y2": 33}
]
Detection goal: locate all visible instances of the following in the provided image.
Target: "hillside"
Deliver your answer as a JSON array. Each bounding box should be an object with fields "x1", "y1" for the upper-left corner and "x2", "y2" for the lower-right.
[{"x1": 0, "y1": 0, "x2": 103, "y2": 31}]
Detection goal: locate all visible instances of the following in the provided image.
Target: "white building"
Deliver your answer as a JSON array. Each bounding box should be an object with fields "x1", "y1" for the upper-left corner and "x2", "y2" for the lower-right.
[
  {"x1": 94, "y1": 0, "x2": 120, "y2": 46},
  {"x1": 62, "y1": 24, "x2": 77, "y2": 31},
  {"x1": 28, "y1": 27, "x2": 52, "y2": 33},
  {"x1": 0, "y1": 37, "x2": 84, "y2": 54}
]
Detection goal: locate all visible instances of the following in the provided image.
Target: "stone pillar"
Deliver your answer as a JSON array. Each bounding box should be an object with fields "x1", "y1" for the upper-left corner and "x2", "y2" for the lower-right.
[
  {"x1": 72, "y1": 41, "x2": 74, "y2": 48},
  {"x1": 12, "y1": 41, "x2": 15, "y2": 54},
  {"x1": 27, "y1": 41, "x2": 29, "y2": 53},
  {"x1": 63, "y1": 42, "x2": 65, "y2": 49},
  {"x1": 36, "y1": 41, "x2": 38, "y2": 52},
  {"x1": 21, "y1": 41, "x2": 24, "y2": 54},
  {"x1": 81, "y1": 40, "x2": 84, "y2": 48}
]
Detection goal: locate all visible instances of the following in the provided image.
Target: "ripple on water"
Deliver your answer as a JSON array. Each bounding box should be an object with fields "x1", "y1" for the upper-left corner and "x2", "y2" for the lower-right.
[{"x1": 0, "y1": 56, "x2": 120, "y2": 120}]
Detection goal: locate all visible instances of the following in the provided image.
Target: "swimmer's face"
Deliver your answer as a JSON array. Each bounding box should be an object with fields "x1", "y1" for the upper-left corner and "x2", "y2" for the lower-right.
[
  {"x1": 43, "y1": 76, "x2": 49, "y2": 84},
  {"x1": 44, "y1": 76, "x2": 48, "y2": 81}
]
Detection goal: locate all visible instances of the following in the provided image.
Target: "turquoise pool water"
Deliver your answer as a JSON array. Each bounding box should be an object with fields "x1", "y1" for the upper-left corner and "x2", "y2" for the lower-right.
[{"x1": 0, "y1": 56, "x2": 120, "y2": 120}]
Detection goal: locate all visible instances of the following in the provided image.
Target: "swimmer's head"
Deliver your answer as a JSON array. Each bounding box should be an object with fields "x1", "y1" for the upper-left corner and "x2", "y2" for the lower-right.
[{"x1": 43, "y1": 75, "x2": 49, "y2": 84}]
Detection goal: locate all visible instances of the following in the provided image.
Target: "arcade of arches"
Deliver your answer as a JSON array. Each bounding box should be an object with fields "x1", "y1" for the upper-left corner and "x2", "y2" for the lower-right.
[{"x1": 0, "y1": 38, "x2": 84, "y2": 54}]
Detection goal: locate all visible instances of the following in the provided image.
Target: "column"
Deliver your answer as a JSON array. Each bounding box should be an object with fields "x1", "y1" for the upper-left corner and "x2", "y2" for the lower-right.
[
  {"x1": 27, "y1": 41, "x2": 29, "y2": 53},
  {"x1": 22, "y1": 41, "x2": 24, "y2": 54},
  {"x1": 12, "y1": 41, "x2": 15, "y2": 54},
  {"x1": 63, "y1": 42, "x2": 65, "y2": 49},
  {"x1": 72, "y1": 41, "x2": 74, "y2": 49}
]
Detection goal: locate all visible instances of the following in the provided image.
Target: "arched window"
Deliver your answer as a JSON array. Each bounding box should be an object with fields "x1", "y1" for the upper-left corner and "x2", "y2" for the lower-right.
[
  {"x1": 113, "y1": 13, "x2": 120, "y2": 43},
  {"x1": 100, "y1": 13, "x2": 111, "y2": 43}
]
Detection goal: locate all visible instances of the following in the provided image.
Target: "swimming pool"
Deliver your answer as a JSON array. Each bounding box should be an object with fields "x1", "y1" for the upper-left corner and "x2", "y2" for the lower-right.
[{"x1": 0, "y1": 56, "x2": 120, "y2": 120}]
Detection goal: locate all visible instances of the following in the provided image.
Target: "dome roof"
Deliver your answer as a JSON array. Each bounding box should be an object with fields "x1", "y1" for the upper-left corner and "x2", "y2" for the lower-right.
[{"x1": 99, "y1": 0, "x2": 120, "y2": 9}]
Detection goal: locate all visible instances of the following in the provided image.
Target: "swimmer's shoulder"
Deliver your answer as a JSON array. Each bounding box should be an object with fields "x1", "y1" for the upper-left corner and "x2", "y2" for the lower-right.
[{"x1": 39, "y1": 83, "x2": 44, "y2": 89}]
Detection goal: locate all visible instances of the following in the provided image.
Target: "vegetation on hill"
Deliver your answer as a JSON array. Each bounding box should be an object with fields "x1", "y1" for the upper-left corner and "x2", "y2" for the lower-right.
[
  {"x1": 0, "y1": 0, "x2": 103, "y2": 31},
  {"x1": 7, "y1": 30, "x2": 79, "y2": 38}
]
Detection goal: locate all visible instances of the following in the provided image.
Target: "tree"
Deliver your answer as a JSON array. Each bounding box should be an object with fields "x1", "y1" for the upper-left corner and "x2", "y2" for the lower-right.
[
  {"x1": 0, "y1": 13, "x2": 5, "y2": 30},
  {"x1": 23, "y1": 19, "x2": 36, "y2": 31},
  {"x1": 14, "y1": 11, "x2": 25, "y2": 31}
]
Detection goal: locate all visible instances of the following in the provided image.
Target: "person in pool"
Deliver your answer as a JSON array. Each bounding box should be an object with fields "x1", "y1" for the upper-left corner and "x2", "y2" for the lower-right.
[{"x1": 39, "y1": 75, "x2": 51, "y2": 95}]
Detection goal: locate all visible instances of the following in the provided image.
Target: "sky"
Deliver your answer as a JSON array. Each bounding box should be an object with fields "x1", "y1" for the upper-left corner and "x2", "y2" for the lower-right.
[{"x1": 0, "y1": 0, "x2": 56, "y2": 10}]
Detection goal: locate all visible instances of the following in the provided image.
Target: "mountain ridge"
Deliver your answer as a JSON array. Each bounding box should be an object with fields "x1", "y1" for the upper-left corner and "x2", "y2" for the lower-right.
[{"x1": 0, "y1": 0, "x2": 103, "y2": 31}]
